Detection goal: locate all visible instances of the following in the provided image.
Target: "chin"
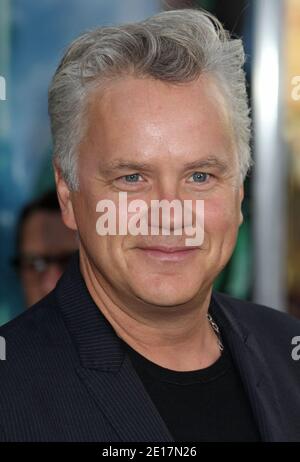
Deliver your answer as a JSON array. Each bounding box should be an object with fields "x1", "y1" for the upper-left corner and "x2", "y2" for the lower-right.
[
  {"x1": 141, "y1": 292, "x2": 196, "y2": 307},
  {"x1": 132, "y1": 279, "x2": 200, "y2": 307}
]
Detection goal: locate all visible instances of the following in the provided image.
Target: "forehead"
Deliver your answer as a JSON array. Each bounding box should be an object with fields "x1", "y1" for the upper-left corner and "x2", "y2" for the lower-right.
[{"x1": 81, "y1": 75, "x2": 235, "y2": 166}]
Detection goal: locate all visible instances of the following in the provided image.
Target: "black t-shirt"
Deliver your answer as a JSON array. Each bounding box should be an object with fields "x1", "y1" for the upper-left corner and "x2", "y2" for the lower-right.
[{"x1": 121, "y1": 335, "x2": 261, "y2": 442}]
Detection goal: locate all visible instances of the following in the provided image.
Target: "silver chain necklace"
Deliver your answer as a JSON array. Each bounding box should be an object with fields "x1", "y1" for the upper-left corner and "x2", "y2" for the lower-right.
[{"x1": 207, "y1": 313, "x2": 224, "y2": 352}]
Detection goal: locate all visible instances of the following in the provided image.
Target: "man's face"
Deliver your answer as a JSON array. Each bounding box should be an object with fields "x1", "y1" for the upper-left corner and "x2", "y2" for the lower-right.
[
  {"x1": 20, "y1": 210, "x2": 78, "y2": 306},
  {"x1": 59, "y1": 75, "x2": 244, "y2": 307}
]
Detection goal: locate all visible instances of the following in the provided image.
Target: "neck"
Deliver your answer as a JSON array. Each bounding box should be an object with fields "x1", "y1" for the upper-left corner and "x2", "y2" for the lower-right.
[{"x1": 80, "y1": 250, "x2": 221, "y2": 372}]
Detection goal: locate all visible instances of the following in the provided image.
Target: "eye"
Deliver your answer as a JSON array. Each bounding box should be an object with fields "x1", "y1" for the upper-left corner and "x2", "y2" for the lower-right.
[
  {"x1": 189, "y1": 172, "x2": 211, "y2": 183},
  {"x1": 114, "y1": 173, "x2": 145, "y2": 189},
  {"x1": 121, "y1": 173, "x2": 142, "y2": 183}
]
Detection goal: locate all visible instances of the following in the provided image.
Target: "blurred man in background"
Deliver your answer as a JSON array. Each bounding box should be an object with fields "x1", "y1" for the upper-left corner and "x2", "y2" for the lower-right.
[{"x1": 13, "y1": 190, "x2": 78, "y2": 306}]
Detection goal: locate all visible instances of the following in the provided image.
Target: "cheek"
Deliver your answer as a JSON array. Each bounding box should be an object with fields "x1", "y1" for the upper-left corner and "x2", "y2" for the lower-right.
[{"x1": 204, "y1": 195, "x2": 240, "y2": 236}]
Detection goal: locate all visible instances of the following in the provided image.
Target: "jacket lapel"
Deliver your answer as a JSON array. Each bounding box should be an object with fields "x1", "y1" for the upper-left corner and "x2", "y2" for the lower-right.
[
  {"x1": 56, "y1": 252, "x2": 173, "y2": 442},
  {"x1": 211, "y1": 293, "x2": 288, "y2": 442},
  {"x1": 76, "y1": 359, "x2": 174, "y2": 442}
]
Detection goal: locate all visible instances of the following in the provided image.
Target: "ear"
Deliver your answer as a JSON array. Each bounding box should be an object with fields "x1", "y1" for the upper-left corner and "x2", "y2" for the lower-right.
[
  {"x1": 239, "y1": 184, "x2": 244, "y2": 226},
  {"x1": 54, "y1": 163, "x2": 78, "y2": 231}
]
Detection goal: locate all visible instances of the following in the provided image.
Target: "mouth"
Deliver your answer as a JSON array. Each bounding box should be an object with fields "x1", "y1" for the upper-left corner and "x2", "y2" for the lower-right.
[{"x1": 135, "y1": 245, "x2": 200, "y2": 262}]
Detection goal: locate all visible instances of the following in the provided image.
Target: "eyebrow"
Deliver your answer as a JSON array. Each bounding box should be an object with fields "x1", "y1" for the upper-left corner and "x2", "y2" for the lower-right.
[
  {"x1": 100, "y1": 161, "x2": 152, "y2": 175},
  {"x1": 100, "y1": 156, "x2": 229, "y2": 175},
  {"x1": 181, "y1": 157, "x2": 229, "y2": 173}
]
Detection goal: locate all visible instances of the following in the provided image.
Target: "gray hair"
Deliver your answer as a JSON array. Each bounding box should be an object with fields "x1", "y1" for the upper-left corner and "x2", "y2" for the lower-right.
[{"x1": 48, "y1": 8, "x2": 252, "y2": 190}]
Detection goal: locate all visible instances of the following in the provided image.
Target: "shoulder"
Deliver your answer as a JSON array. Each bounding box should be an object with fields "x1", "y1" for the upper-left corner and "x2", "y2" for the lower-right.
[
  {"x1": 0, "y1": 289, "x2": 74, "y2": 374},
  {"x1": 213, "y1": 290, "x2": 300, "y2": 346},
  {"x1": 0, "y1": 290, "x2": 80, "y2": 440},
  {"x1": 213, "y1": 290, "x2": 300, "y2": 326},
  {"x1": 0, "y1": 290, "x2": 77, "y2": 409},
  {"x1": 0, "y1": 290, "x2": 66, "y2": 348}
]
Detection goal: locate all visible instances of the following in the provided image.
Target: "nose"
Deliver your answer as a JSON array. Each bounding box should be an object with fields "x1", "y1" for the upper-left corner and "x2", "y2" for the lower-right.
[
  {"x1": 148, "y1": 179, "x2": 184, "y2": 233},
  {"x1": 154, "y1": 176, "x2": 181, "y2": 203}
]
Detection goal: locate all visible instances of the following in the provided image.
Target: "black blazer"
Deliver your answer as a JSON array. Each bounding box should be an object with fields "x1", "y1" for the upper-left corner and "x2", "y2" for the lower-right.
[{"x1": 0, "y1": 252, "x2": 300, "y2": 442}]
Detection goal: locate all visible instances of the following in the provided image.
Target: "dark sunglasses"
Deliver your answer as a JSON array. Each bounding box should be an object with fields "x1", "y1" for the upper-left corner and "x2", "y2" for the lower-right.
[{"x1": 11, "y1": 252, "x2": 74, "y2": 273}]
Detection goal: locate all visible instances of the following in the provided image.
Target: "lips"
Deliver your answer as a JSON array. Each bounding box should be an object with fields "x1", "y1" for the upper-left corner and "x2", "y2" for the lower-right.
[{"x1": 136, "y1": 245, "x2": 200, "y2": 262}]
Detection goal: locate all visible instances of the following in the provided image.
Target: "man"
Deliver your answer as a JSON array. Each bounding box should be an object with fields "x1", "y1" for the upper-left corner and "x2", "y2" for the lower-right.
[
  {"x1": 12, "y1": 190, "x2": 78, "y2": 306},
  {"x1": 0, "y1": 9, "x2": 300, "y2": 442}
]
